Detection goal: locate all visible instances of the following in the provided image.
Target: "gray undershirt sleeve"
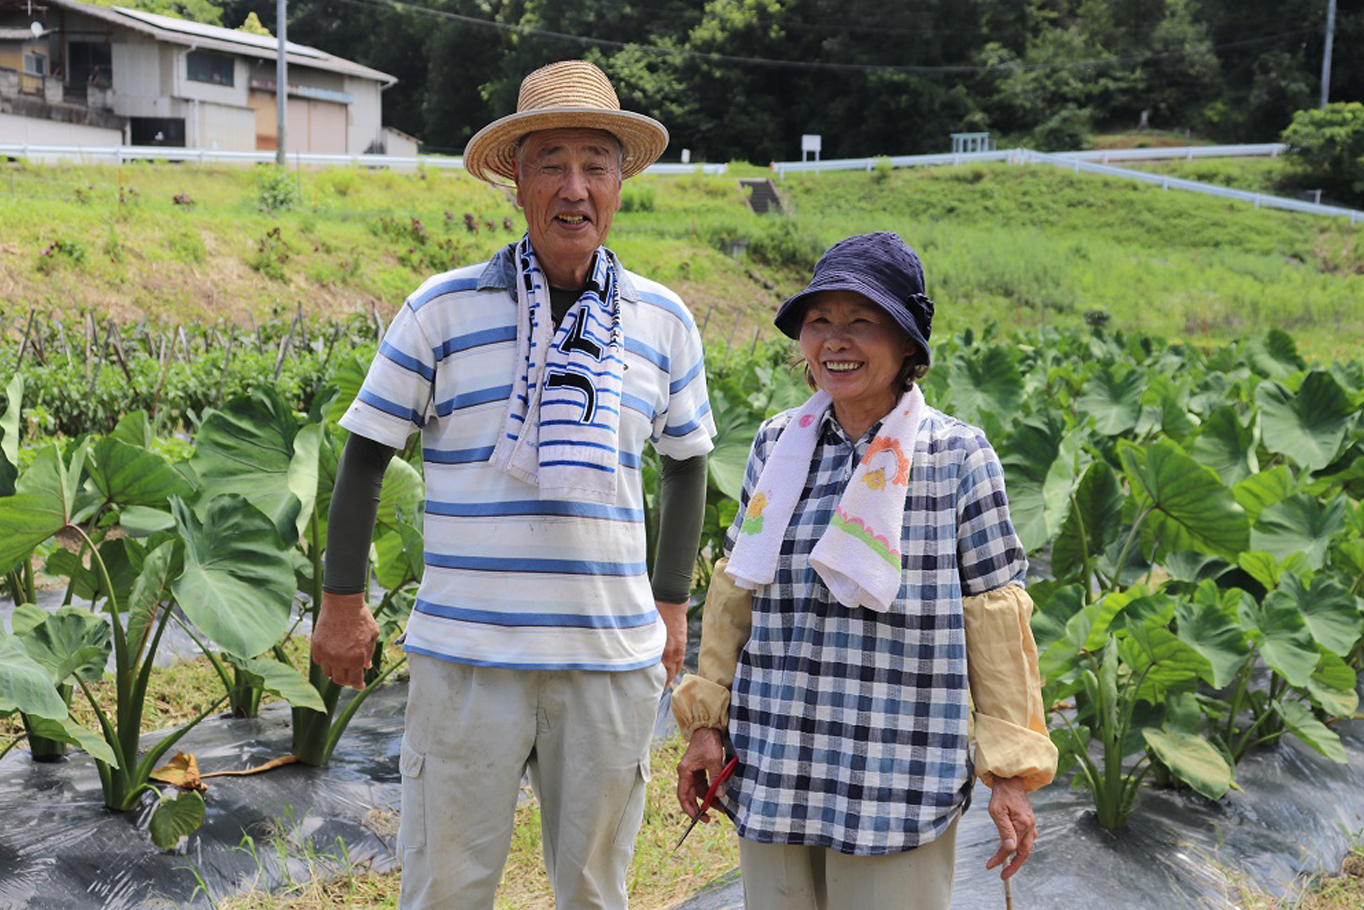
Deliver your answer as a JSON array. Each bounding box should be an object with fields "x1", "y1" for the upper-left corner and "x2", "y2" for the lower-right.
[
  {"x1": 322, "y1": 433, "x2": 397, "y2": 596},
  {"x1": 652, "y1": 453, "x2": 709, "y2": 604}
]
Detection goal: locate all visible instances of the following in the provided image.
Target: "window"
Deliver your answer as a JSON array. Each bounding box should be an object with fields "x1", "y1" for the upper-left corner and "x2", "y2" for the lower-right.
[
  {"x1": 23, "y1": 52, "x2": 47, "y2": 77},
  {"x1": 186, "y1": 51, "x2": 234, "y2": 87}
]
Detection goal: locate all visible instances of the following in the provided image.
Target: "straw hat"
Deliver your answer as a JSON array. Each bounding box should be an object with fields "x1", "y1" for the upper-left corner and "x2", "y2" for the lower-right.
[{"x1": 463, "y1": 60, "x2": 669, "y2": 185}]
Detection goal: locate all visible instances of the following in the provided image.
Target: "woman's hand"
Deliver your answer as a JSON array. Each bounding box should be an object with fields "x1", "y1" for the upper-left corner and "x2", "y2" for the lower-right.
[
  {"x1": 985, "y1": 776, "x2": 1036, "y2": 880},
  {"x1": 676, "y1": 727, "x2": 726, "y2": 820}
]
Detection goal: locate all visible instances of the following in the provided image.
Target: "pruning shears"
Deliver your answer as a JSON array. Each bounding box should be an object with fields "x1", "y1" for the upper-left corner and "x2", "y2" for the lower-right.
[{"x1": 673, "y1": 756, "x2": 738, "y2": 852}]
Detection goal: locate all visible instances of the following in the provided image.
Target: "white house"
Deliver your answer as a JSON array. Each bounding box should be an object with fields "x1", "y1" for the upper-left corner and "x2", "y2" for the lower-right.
[{"x1": 0, "y1": 0, "x2": 403, "y2": 154}]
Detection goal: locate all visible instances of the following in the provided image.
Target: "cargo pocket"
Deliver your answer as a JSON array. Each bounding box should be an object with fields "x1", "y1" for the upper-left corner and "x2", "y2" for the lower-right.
[
  {"x1": 398, "y1": 738, "x2": 427, "y2": 851},
  {"x1": 611, "y1": 759, "x2": 650, "y2": 848}
]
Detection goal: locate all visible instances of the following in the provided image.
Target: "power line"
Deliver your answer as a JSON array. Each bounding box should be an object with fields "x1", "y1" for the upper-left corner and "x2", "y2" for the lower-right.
[{"x1": 327, "y1": 0, "x2": 1319, "y2": 76}]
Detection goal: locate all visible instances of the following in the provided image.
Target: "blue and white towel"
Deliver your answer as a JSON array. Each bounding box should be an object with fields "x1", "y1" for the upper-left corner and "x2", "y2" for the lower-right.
[{"x1": 490, "y1": 236, "x2": 625, "y2": 504}]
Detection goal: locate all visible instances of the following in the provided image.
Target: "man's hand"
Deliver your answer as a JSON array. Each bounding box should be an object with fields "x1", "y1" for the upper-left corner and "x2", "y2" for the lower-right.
[
  {"x1": 656, "y1": 599, "x2": 688, "y2": 685},
  {"x1": 312, "y1": 592, "x2": 380, "y2": 690},
  {"x1": 676, "y1": 726, "x2": 726, "y2": 821},
  {"x1": 985, "y1": 776, "x2": 1037, "y2": 880}
]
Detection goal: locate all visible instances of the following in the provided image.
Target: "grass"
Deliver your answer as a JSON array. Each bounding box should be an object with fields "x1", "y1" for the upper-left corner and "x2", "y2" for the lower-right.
[
  {"x1": 207, "y1": 730, "x2": 738, "y2": 910},
  {"x1": 1232, "y1": 850, "x2": 1364, "y2": 910},
  {"x1": 4, "y1": 156, "x2": 1363, "y2": 361}
]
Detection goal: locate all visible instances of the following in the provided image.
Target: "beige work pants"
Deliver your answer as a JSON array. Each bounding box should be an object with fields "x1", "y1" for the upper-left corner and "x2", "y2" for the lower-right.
[
  {"x1": 737, "y1": 815, "x2": 959, "y2": 910},
  {"x1": 398, "y1": 654, "x2": 666, "y2": 910}
]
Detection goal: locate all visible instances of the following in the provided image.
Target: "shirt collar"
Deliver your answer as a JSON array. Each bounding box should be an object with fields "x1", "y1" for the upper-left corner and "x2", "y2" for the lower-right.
[
  {"x1": 478, "y1": 242, "x2": 641, "y2": 302},
  {"x1": 817, "y1": 402, "x2": 885, "y2": 449}
]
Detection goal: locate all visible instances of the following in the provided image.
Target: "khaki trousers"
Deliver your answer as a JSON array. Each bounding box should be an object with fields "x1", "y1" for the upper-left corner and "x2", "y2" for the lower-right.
[
  {"x1": 737, "y1": 815, "x2": 959, "y2": 910},
  {"x1": 398, "y1": 654, "x2": 666, "y2": 910}
]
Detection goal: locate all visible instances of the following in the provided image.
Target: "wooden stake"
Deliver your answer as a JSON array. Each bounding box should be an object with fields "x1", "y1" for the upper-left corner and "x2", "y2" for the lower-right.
[
  {"x1": 1005, "y1": 878, "x2": 1013, "y2": 910},
  {"x1": 14, "y1": 307, "x2": 35, "y2": 371},
  {"x1": 273, "y1": 316, "x2": 297, "y2": 382},
  {"x1": 149, "y1": 334, "x2": 173, "y2": 427},
  {"x1": 107, "y1": 321, "x2": 134, "y2": 384}
]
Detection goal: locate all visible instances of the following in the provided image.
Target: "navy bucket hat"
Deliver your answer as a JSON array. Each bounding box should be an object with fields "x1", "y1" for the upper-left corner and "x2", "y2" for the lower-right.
[{"x1": 774, "y1": 231, "x2": 934, "y2": 362}]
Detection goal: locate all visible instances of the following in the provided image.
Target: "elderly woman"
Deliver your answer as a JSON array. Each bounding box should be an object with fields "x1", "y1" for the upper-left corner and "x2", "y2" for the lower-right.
[{"x1": 672, "y1": 232, "x2": 1057, "y2": 910}]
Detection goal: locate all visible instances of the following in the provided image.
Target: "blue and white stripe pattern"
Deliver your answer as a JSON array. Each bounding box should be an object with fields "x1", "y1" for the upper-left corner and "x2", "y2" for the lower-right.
[
  {"x1": 339, "y1": 243, "x2": 715, "y2": 671},
  {"x1": 490, "y1": 237, "x2": 625, "y2": 504},
  {"x1": 722, "y1": 403, "x2": 1027, "y2": 855}
]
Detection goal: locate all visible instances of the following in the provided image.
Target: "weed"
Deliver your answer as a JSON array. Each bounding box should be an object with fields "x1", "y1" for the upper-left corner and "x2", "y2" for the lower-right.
[
  {"x1": 36, "y1": 238, "x2": 87, "y2": 274},
  {"x1": 249, "y1": 227, "x2": 291, "y2": 281},
  {"x1": 256, "y1": 167, "x2": 300, "y2": 213},
  {"x1": 871, "y1": 156, "x2": 893, "y2": 184},
  {"x1": 173, "y1": 192, "x2": 195, "y2": 209}
]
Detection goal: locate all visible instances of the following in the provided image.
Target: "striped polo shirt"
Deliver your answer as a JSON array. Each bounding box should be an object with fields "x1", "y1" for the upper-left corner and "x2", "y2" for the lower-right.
[{"x1": 339, "y1": 244, "x2": 715, "y2": 671}]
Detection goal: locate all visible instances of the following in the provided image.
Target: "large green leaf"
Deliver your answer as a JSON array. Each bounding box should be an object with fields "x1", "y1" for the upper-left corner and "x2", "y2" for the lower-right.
[
  {"x1": 1138, "y1": 374, "x2": 1198, "y2": 443},
  {"x1": 1029, "y1": 583, "x2": 1085, "y2": 652},
  {"x1": 0, "y1": 443, "x2": 86, "y2": 574},
  {"x1": 1274, "y1": 699, "x2": 1346, "y2": 763},
  {"x1": 375, "y1": 514, "x2": 425, "y2": 591},
  {"x1": 23, "y1": 715, "x2": 119, "y2": 766},
  {"x1": 1119, "y1": 621, "x2": 1208, "y2": 701},
  {"x1": 1077, "y1": 365, "x2": 1145, "y2": 436},
  {"x1": 109, "y1": 409, "x2": 153, "y2": 449},
  {"x1": 1119, "y1": 439, "x2": 1249, "y2": 561},
  {"x1": 944, "y1": 346, "x2": 1023, "y2": 438},
  {"x1": 1306, "y1": 649, "x2": 1359, "y2": 718},
  {"x1": 0, "y1": 633, "x2": 68, "y2": 719},
  {"x1": 1188, "y1": 406, "x2": 1258, "y2": 485},
  {"x1": 149, "y1": 790, "x2": 206, "y2": 850},
  {"x1": 1051, "y1": 459, "x2": 1123, "y2": 582},
  {"x1": 324, "y1": 352, "x2": 371, "y2": 426},
  {"x1": 1243, "y1": 330, "x2": 1306, "y2": 380},
  {"x1": 1238, "y1": 591, "x2": 1319, "y2": 687},
  {"x1": 375, "y1": 456, "x2": 425, "y2": 536},
  {"x1": 170, "y1": 496, "x2": 295, "y2": 660},
  {"x1": 1236, "y1": 550, "x2": 1311, "y2": 591},
  {"x1": 998, "y1": 413, "x2": 1087, "y2": 553},
  {"x1": 87, "y1": 437, "x2": 194, "y2": 509},
  {"x1": 119, "y1": 505, "x2": 177, "y2": 537},
  {"x1": 1250, "y1": 494, "x2": 1347, "y2": 571},
  {"x1": 126, "y1": 540, "x2": 179, "y2": 663},
  {"x1": 189, "y1": 387, "x2": 318, "y2": 544},
  {"x1": 0, "y1": 374, "x2": 20, "y2": 480},
  {"x1": 1142, "y1": 726, "x2": 1234, "y2": 800},
  {"x1": 1173, "y1": 593, "x2": 1250, "y2": 689},
  {"x1": 228, "y1": 655, "x2": 326, "y2": 712},
  {"x1": 1269, "y1": 571, "x2": 1361, "y2": 657},
  {"x1": 1256, "y1": 372, "x2": 1353, "y2": 472},
  {"x1": 1232, "y1": 466, "x2": 1296, "y2": 525},
  {"x1": 17, "y1": 606, "x2": 111, "y2": 685}
]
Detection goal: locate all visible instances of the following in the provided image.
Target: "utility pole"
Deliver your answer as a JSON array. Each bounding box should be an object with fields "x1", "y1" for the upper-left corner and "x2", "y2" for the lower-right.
[
  {"x1": 275, "y1": 0, "x2": 288, "y2": 166},
  {"x1": 1320, "y1": 0, "x2": 1337, "y2": 107}
]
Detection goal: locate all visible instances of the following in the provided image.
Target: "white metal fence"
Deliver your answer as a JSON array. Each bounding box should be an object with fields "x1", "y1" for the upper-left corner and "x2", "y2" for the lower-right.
[
  {"x1": 0, "y1": 144, "x2": 730, "y2": 175},
  {"x1": 770, "y1": 144, "x2": 1362, "y2": 224}
]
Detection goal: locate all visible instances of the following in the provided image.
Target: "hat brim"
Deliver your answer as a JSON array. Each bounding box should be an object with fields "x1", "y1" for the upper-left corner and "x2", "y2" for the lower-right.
[
  {"x1": 463, "y1": 108, "x2": 669, "y2": 185},
  {"x1": 775, "y1": 278, "x2": 931, "y2": 362}
]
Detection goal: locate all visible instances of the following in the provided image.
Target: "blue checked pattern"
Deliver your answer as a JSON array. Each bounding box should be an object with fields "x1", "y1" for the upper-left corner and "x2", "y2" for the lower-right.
[{"x1": 722, "y1": 402, "x2": 1027, "y2": 855}]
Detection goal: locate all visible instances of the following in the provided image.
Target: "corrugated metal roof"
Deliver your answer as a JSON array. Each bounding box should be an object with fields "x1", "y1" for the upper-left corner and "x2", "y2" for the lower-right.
[{"x1": 112, "y1": 7, "x2": 328, "y2": 59}]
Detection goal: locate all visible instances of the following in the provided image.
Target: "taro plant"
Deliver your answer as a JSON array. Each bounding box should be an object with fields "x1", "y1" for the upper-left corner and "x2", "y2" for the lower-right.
[{"x1": 0, "y1": 411, "x2": 303, "y2": 846}]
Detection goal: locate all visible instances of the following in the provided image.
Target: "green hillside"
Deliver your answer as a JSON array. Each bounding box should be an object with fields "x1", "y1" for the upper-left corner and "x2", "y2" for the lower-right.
[{"x1": 1, "y1": 158, "x2": 1360, "y2": 358}]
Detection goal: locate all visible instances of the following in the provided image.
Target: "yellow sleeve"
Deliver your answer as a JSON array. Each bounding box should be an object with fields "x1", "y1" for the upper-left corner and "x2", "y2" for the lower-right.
[
  {"x1": 963, "y1": 583, "x2": 1059, "y2": 792},
  {"x1": 671, "y1": 557, "x2": 752, "y2": 739}
]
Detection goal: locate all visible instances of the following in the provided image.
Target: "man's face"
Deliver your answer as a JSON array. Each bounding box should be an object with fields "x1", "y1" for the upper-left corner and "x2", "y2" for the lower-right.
[{"x1": 514, "y1": 128, "x2": 623, "y2": 282}]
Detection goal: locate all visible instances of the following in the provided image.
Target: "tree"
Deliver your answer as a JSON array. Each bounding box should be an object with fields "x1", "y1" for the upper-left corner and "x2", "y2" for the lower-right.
[{"x1": 1282, "y1": 102, "x2": 1364, "y2": 203}]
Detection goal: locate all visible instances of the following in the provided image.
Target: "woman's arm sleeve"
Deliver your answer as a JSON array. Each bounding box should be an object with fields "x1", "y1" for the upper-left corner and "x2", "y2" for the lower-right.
[
  {"x1": 670, "y1": 423, "x2": 772, "y2": 738},
  {"x1": 650, "y1": 453, "x2": 708, "y2": 604},
  {"x1": 963, "y1": 586, "x2": 1059, "y2": 792},
  {"x1": 321, "y1": 433, "x2": 396, "y2": 596}
]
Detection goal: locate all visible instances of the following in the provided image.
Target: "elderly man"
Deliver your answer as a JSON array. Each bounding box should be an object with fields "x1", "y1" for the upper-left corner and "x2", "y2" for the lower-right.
[{"x1": 312, "y1": 60, "x2": 715, "y2": 909}]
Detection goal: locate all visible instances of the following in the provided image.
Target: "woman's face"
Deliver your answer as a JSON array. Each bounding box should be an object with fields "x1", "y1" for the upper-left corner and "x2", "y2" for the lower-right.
[{"x1": 799, "y1": 290, "x2": 915, "y2": 412}]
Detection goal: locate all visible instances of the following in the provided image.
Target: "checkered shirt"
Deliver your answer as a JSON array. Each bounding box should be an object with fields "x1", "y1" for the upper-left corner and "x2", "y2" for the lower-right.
[{"x1": 722, "y1": 401, "x2": 1027, "y2": 855}]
